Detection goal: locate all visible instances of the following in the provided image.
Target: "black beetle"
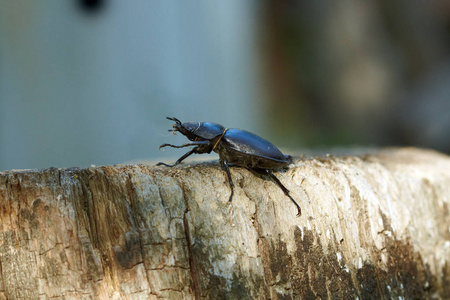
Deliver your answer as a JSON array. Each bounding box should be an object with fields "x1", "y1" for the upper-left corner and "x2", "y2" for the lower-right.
[{"x1": 157, "y1": 117, "x2": 301, "y2": 216}]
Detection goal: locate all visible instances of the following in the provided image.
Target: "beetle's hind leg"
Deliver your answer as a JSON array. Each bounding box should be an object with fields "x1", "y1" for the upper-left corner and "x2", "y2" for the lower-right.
[
  {"x1": 220, "y1": 160, "x2": 234, "y2": 202},
  {"x1": 266, "y1": 170, "x2": 301, "y2": 216},
  {"x1": 250, "y1": 168, "x2": 301, "y2": 216}
]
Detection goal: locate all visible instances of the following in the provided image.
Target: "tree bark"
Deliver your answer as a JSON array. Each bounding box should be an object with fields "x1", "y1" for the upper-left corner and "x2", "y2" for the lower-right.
[{"x1": 0, "y1": 148, "x2": 449, "y2": 299}]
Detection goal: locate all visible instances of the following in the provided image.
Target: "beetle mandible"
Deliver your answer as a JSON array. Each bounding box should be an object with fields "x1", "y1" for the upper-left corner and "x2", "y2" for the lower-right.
[{"x1": 157, "y1": 117, "x2": 301, "y2": 216}]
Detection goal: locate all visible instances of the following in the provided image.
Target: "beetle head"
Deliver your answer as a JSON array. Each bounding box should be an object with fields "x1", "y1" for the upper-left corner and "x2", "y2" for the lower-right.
[{"x1": 166, "y1": 117, "x2": 202, "y2": 141}]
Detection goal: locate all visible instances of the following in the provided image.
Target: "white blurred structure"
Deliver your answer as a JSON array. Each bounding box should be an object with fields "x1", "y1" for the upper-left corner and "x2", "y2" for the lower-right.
[{"x1": 0, "y1": 1, "x2": 260, "y2": 170}]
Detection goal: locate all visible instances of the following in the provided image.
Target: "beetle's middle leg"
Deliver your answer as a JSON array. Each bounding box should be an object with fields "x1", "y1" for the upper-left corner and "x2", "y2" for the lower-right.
[{"x1": 220, "y1": 160, "x2": 234, "y2": 202}]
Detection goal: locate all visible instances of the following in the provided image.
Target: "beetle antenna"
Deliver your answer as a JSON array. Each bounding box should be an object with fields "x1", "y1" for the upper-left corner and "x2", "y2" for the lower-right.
[{"x1": 168, "y1": 128, "x2": 177, "y2": 135}]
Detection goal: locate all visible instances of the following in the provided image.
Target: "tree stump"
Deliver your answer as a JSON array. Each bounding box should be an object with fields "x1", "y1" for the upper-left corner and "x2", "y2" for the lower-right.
[{"x1": 0, "y1": 148, "x2": 449, "y2": 299}]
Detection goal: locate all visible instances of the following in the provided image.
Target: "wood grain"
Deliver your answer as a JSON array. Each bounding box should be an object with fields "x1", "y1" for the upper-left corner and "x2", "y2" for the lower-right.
[{"x1": 0, "y1": 148, "x2": 449, "y2": 299}]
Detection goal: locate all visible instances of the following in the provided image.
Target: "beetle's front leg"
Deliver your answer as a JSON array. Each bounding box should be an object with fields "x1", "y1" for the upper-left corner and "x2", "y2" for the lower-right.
[
  {"x1": 157, "y1": 141, "x2": 211, "y2": 167},
  {"x1": 156, "y1": 148, "x2": 197, "y2": 167},
  {"x1": 220, "y1": 160, "x2": 234, "y2": 202},
  {"x1": 158, "y1": 140, "x2": 209, "y2": 150}
]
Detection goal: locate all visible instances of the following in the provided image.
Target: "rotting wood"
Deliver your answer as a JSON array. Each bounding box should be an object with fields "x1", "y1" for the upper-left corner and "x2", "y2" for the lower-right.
[{"x1": 0, "y1": 148, "x2": 449, "y2": 299}]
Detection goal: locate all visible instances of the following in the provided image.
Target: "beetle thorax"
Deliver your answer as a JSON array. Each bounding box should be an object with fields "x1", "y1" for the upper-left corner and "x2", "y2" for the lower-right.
[{"x1": 193, "y1": 122, "x2": 226, "y2": 140}]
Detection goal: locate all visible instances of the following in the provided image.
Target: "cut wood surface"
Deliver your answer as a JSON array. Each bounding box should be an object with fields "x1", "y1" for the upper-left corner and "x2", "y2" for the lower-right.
[{"x1": 0, "y1": 148, "x2": 449, "y2": 299}]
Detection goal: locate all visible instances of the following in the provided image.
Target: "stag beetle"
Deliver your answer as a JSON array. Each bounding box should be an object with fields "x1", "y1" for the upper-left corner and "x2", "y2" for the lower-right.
[{"x1": 157, "y1": 117, "x2": 301, "y2": 216}]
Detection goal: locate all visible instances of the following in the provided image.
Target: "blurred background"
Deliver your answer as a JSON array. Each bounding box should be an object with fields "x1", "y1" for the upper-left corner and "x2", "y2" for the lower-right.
[{"x1": 1, "y1": 0, "x2": 449, "y2": 171}]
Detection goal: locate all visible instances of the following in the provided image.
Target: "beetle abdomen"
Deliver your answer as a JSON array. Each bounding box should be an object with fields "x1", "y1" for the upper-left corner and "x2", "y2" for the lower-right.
[{"x1": 222, "y1": 129, "x2": 289, "y2": 164}]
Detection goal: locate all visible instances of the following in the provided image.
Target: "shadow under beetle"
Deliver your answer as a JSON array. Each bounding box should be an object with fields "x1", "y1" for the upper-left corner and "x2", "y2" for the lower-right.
[{"x1": 157, "y1": 117, "x2": 302, "y2": 216}]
